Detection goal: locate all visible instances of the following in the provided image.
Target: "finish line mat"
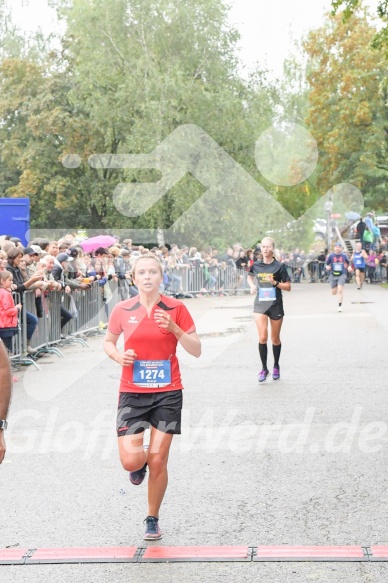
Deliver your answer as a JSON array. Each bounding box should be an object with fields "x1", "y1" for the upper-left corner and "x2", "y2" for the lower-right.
[{"x1": 1, "y1": 545, "x2": 387, "y2": 564}]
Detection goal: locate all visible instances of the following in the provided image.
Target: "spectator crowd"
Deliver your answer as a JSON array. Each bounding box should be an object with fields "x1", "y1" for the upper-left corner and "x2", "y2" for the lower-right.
[{"x1": 1, "y1": 218, "x2": 388, "y2": 356}]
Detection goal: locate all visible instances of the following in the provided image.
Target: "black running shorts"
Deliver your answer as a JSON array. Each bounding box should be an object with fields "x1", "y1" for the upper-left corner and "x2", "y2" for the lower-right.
[
  {"x1": 116, "y1": 390, "x2": 183, "y2": 436},
  {"x1": 254, "y1": 301, "x2": 284, "y2": 320}
]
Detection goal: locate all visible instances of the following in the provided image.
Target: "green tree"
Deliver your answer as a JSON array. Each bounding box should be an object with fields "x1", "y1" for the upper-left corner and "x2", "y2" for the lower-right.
[
  {"x1": 0, "y1": 1, "x2": 25, "y2": 59},
  {"x1": 332, "y1": 1, "x2": 388, "y2": 53},
  {"x1": 0, "y1": 55, "x2": 98, "y2": 227},
  {"x1": 304, "y1": 8, "x2": 388, "y2": 210},
  {"x1": 42, "y1": 0, "x2": 276, "y2": 242},
  {"x1": 0, "y1": 0, "x2": 279, "y2": 245},
  {"x1": 265, "y1": 49, "x2": 321, "y2": 222}
]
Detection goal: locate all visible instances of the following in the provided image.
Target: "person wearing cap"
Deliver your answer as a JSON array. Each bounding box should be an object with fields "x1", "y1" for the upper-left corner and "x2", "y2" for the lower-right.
[
  {"x1": 23, "y1": 246, "x2": 38, "y2": 257},
  {"x1": 9, "y1": 237, "x2": 22, "y2": 247},
  {"x1": 24, "y1": 245, "x2": 44, "y2": 277},
  {"x1": 325, "y1": 242, "x2": 350, "y2": 312},
  {"x1": 52, "y1": 254, "x2": 74, "y2": 331},
  {"x1": 30, "y1": 244, "x2": 44, "y2": 255},
  {"x1": 53, "y1": 252, "x2": 71, "y2": 273},
  {"x1": 53, "y1": 253, "x2": 89, "y2": 291}
]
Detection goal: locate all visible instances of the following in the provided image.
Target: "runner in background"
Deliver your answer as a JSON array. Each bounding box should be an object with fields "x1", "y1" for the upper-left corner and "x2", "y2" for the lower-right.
[
  {"x1": 325, "y1": 242, "x2": 350, "y2": 312},
  {"x1": 104, "y1": 254, "x2": 201, "y2": 541},
  {"x1": 248, "y1": 237, "x2": 291, "y2": 383},
  {"x1": 350, "y1": 242, "x2": 368, "y2": 290}
]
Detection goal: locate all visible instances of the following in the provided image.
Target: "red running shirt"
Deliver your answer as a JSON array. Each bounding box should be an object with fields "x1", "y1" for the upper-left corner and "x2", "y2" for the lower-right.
[{"x1": 108, "y1": 295, "x2": 196, "y2": 393}]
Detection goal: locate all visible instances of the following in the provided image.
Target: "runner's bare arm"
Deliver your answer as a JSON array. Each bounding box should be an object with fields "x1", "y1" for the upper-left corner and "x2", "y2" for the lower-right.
[
  {"x1": 154, "y1": 310, "x2": 201, "y2": 357},
  {"x1": 104, "y1": 330, "x2": 137, "y2": 367},
  {"x1": 247, "y1": 274, "x2": 256, "y2": 294},
  {"x1": 277, "y1": 281, "x2": 291, "y2": 292},
  {"x1": 267, "y1": 274, "x2": 291, "y2": 292},
  {"x1": 174, "y1": 330, "x2": 201, "y2": 358},
  {"x1": 0, "y1": 340, "x2": 11, "y2": 464}
]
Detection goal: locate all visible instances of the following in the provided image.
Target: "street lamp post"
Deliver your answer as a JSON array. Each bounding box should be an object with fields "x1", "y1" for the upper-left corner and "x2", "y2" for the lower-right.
[{"x1": 324, "y1": 200, "x2": 333, "y2": 251}]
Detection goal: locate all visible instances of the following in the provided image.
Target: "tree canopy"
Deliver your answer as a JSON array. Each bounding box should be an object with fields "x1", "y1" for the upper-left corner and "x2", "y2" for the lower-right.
[
  {"x1": 1, "y1": 0, "x2": 387, "y2": 247},
  {"x1": 304, "y1": 7, "x2": 388, "y2": 211},
  {"x1": 0, "y1": 0, "x2": 280, "y2": 245}
]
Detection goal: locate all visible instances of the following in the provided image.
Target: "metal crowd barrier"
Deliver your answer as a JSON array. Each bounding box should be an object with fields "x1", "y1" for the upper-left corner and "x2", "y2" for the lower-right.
[
  {"x1": 8, "y1": 292, "x2": 40, "y2": 370},
  {"x1": 5, "y1": 265, "x2": 250, "y2": 369},
  {"x1": 166, "y1": 265, "x2": 249, "y2": 295},
  {"x1": 10, "y1": 287, "x2": 107, "y2": 361},
  {"x1": 9, "y1": 292, "x2": 22, "y2": 360}
]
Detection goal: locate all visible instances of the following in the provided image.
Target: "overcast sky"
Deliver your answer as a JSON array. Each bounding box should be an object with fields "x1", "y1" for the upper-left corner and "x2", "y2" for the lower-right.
[{"x1": 10, "y1": 0, "x2": 381, "y2": 78}]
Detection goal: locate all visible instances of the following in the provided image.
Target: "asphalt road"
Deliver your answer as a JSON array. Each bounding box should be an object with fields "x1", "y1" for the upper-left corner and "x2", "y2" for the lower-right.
[{"x1": 1, "y1": 281, "x2": 388, "y2": 582}]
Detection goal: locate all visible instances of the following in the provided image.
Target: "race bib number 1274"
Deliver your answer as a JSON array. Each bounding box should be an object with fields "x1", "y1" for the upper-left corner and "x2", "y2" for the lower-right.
[{"x1": 133, "y1": 360, "x2": 171, "y2": 388}]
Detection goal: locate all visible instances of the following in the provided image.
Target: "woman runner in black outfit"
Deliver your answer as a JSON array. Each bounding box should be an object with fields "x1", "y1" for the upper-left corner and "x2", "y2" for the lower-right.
[{"x1": 248, "y1": 237, "x2": 291, "y2": 382}]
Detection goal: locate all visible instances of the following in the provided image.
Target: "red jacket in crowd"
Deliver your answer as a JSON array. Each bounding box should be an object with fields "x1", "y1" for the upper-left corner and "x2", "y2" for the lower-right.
[{"x1": 0, "y1": 288, "x2": 19, "y2": 329}]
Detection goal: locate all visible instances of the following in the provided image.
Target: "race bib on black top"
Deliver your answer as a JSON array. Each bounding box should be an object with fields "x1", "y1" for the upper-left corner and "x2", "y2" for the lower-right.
[{"x1": 258, "y1": 287, "x2": 276, "y2": 302}]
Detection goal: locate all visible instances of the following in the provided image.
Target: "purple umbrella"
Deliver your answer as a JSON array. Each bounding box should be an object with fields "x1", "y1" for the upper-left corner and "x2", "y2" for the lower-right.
[{"x1": 80, "y1": 235, "x2": 117, "y2": 253}]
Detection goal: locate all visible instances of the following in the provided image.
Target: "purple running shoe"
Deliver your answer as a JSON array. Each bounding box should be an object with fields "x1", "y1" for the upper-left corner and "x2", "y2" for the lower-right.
[{"x1": 258, "y1": 369, "x2": 269, "y2": 383}]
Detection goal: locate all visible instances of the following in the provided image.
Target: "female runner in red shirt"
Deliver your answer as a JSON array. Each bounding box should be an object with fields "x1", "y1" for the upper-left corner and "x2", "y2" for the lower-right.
[{"x1": 104, "y1": 254, "x2": 201, "y2": 541}]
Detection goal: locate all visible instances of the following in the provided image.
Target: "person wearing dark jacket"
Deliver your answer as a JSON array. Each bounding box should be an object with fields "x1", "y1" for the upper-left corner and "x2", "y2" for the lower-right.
[
  {"x1": 52, "y1": 253, "x2": 88, "y2": 331},
  {"x1": 356, "y1": 219, "x2": 366, "y2": 247}
]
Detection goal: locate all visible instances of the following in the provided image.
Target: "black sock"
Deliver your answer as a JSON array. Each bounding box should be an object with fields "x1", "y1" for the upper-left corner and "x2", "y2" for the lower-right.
[
  {"x1": 339, "y1": 302, "x2": 342, "y2": 306},
  {"x1": 258, "y1": 343, "x2": 268, "y2": 370},
  {"x1": 273, "y1": 343, "x2": 281, "y2": 368}
]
